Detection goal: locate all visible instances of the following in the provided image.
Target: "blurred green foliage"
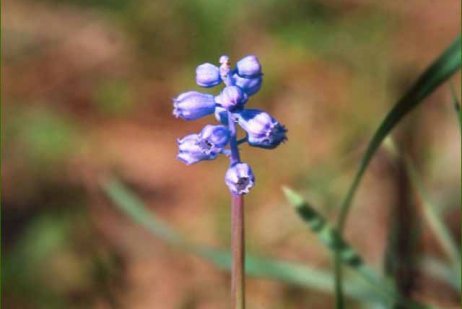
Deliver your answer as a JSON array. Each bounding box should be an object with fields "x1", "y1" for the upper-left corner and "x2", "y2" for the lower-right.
[
  {"x1": 93, "y1": 79, "x2": 134, "y2": 116},
  {"x1": 3, "y1": 209, "x2": 122, "y2": 308}
]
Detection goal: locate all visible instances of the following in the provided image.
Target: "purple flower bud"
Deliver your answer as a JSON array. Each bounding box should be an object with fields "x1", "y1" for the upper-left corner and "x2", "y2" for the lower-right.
[
  {"x1": 177, "y1": 125, "x2": 230, "y2": 165},
  {"x1": 225, "y1": 163, "x2": 255, "y2": 195},
  {"x1": 219, "y1": 55, "x2": 229, "y2": 64},
  {"x1": 233, "y1": 74, "x2": 262, "y2": 96},
  {"x1": 173, "y1": 91, "x2": 216, "y2": 120},
  {"x1": 236, "y1": 55, "x2": 262, "y2": 78},
  {"x1": 177, "y1": 134, "x2": 214, "y2": 165},
  {"x1": 215, "y1": 86, "x2": 248, "y2": 110},
  {"x1": 237, "y1": 109, "x2": 287, "y2": 149},
  {"x1": 200, "y1": 125, "x2": 230, "y2": 148},
  {"x1": 196, "y1": 63, "x2": 221, "y2": 87}
]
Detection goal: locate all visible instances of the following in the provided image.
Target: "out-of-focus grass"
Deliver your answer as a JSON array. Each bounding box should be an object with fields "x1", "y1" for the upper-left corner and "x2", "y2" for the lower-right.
[
  {"x1": 93, "y1": 79, "x2": 134, "y2": 116},
  {"x1": 2, "y1": 208, "x2": 123, "y2": 308}
]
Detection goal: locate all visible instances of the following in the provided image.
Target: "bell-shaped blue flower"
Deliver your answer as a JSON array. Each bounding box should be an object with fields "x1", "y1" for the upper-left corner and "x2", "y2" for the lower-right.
[
  {"x1": 237, "y1": 109, "x2": 287, "y2": 149},
  {"x1": 215, "y1": 86, "x2": 248, "y2": 111},
  {"x1": 233, "y1": 74, "x2": 262, "y2": 96},
  {"x1": 196, "y1": 63, "x2": 221, "y2": 87},
  {"x1": 173, "y1": 91, "x2": 216, "y2": 120},
  {"x1": 177, "y1": 134, "x2": 213, "y2": 165},
  {"x1": 236, "y1": 55, "x2": 262, "y2": 78},
  {"x1": 200, "y1": 125, "x2": 230, "y2": 148},
  {"x1": 225, "y1": 163, "x2": 255, "y2": 195},
  {"x1": 177, "y1": 125, "x2": 230, "y2": 165}
]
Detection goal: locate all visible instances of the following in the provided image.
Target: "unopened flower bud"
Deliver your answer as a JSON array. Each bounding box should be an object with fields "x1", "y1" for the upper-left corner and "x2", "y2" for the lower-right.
[
  {"x1": 215, "y1": 86, "x2": 248, "y2": 110},
  {"x1": 237, "y1": 109, "x2": 287, "y2": 149},
  {"x1": 177, "y1": 125, "x2": 230, "y2": 165},
  {"x1": 200, "y1": 125, "x2": 230, "y2": 148},
  {"x1": 173, "y1": 91, "x2": 216, "y2": 120},
  {"x1": 225, "y1": 163, "x2": 255, "y2": 195},
  {"x1": 196, "y1": 63, "x2": 221, "y2": 88},
  {"x1": 236, "y1": 55, "x2": 262, "y2": 78},
  {"x1": 177, "y1": 134, "x2": 213, "y2": 165},
  {"x1": 233, "y1": 74, "x2": 262, "y2": 96}
]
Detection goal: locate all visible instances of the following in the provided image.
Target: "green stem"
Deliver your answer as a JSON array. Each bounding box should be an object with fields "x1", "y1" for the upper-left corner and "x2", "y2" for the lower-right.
[
  {"x1": 334, "y1": 253, "x2": 344, "y2": 308},
  {"x1": 406, "y1": 159, "x2": 461, "y2": 272}
]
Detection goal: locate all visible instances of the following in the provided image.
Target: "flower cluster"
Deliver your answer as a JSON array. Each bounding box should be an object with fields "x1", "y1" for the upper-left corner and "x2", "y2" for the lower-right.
[{"x1": 173, "y1": 55, "x2": 287, "y2": 195}]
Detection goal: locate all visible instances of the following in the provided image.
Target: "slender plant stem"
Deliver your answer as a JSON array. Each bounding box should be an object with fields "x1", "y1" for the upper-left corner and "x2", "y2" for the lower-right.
[
  {"x1": 334, "y1": 253, "x2": 344, "y2": 309},
  {"x1": 449, "y1": 83, "x2": 461, "y2": 130},
  {"x1": 231, "y1": 194, "x2": 245, "y2": 309},
  {"x1": 227, "y1": 111, "x2": 241, "y2": 164},
  {"x1": 333, "y1": 165, "x2": 363, "y2": 308},
  {"x1": 226, "y1": 110, "x2": 245, "y2": 308}
]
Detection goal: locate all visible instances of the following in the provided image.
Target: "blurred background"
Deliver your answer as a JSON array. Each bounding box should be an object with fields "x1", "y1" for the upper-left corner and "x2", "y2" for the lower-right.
[{"x1": 2, "y1": 0, "x2": 461, "y2": 308}]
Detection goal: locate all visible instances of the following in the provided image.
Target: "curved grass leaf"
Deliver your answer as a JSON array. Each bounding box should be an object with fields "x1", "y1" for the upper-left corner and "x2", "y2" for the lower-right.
[
  {"x1": 449, "y1": 83, "x2": 461, "y2": 130},
  {"x1": 332, "y1": 35, "x2": 460, "y2": 309},
  {"x1": 420, "y1": 257, "x2": 461, "y2": 291},
  {"x1": 384, "y1": 139, "x2": 460, "y2": 291},
  {"x1": 283, "y1": 187, "x2": 367, "y2": 270},
  {"x1": 102, "y1": 178, "x2": 375, "y2": 301},
  {"x1": 405, "y1": 158, "x2": 461, "y2": 287},
  {"x1": 337, "y1": 35, "x2": 461, "y2": 231},
  {"x1": 283, "y1": 187, "x2": 430, "y2": 309}
]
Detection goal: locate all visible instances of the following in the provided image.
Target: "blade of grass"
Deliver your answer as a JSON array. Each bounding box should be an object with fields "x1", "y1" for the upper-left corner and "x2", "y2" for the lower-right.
[
  {"x1": 283, "y1": 187, "x2": 431, "y2": 309},
  {"x1": 405, "y1": 159, "x2": 461, "y2": 283},
  {"x1": 449, "y1": 83, "x2": 461, "y2": 130},
  {"x1": 382, "y1": 138, "x2": 461, "y2": 296},
  {"x1": 420, "y1": 256, "x2": 461, "y2": 291},
  {"x1": 384, "y1": 139, "x2": 461, "y2": 290},
  {"x1": 334, "y1": 35, "x2": 461, "y2": 308},
  {"x1": 337, "y1": 34, "x2": 461, "y2": 232},
  {"x1": 102, "y1": 178, "x2": 375, "y2": 301}
]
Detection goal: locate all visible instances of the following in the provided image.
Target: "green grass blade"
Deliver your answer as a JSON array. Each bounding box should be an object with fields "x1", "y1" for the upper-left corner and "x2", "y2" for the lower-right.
[
  {"x1": 283, "y1": 187, "x2": 431, "y2": 309},
  {"x1": 420, "y1": 256, "x2": 461, "y2": 291},
  {"x1": 283, "y1": 187, "x2": 367, "y2": 270},
  {"x1": 405, "y1": 159, "x2": 461, "y2": 283},
  {"x1": 332, "y1": 36, "x2": 460, "y2": 308},
  {"x1": 337, "y1": 35, "x2": 461, "y2": 231},
  {"x1": 103, "y1": 178, "x2": 184, "y2": 245},
  {"x1": 102, "y1": 178, "x2": 374, "y2": 301},
  {"x1": 383, "y1": 138, "x2": 460, "y2": 296},
  {"x1": 449, "y1": 83, "x2": 461, "y2": 130}
]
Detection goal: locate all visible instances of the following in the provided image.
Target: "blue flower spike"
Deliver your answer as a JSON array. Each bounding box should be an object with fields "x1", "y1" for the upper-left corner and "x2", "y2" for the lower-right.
[
  {"x1": 173, "y1": 55, "x2": 286, "y2": 306},
  {"x1": 173, "y1": 54, "x2": 287, "y2": 195}
]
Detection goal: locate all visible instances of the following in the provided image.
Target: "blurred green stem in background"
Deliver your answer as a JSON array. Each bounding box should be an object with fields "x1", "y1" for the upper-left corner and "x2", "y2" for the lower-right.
[
  {"x1": 333, "y1": 35, "x2": 461, "y2": 308},
  {"x1": 449, "y1": 83, "x2": 461, "y2": 130},
  {"x1": 405, "y1": 159, "x2": 461, "y2": 284},
  {"x1": 384, "y1": 138, "x2": 461, "y2": 292},
  {"x1": 283, "y1": 187, "x2": 429, "y2": 309}
]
